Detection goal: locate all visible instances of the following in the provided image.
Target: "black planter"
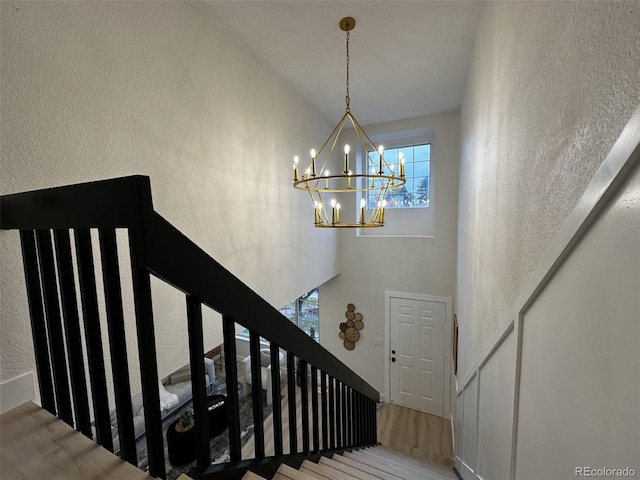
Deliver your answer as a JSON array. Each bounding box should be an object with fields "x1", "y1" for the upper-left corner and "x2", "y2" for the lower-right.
[{"x1": 166, "y1": 419, "x2": 196, "y2": 466}]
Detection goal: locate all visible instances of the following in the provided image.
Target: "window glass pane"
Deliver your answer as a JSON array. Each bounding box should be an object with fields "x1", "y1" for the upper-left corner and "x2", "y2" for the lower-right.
[
  {"x1": 367, "y1": 143, "x2": 431, "y2": 209},
  {"x1": 278, "y1": 288, "x2": 319, "y2": 342}
]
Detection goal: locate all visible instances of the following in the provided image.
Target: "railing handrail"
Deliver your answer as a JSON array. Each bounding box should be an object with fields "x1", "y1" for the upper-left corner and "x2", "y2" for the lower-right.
[{"x1": 0, "y1": 175, "x2": 379, "y2": 402}]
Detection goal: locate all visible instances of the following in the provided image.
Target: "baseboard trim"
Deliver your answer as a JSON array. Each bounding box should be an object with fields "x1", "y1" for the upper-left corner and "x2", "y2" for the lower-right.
[{"x1": 0, "y1": 371, "x2": 35, "y2": 413}]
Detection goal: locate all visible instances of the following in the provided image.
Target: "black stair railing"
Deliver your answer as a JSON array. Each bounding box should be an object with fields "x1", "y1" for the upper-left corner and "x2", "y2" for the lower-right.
[{"x1": 1, "y1": 175, "x2": 379, "y2": 480}]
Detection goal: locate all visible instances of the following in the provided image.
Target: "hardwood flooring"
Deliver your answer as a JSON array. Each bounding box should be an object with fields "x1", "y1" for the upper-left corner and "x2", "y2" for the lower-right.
[{"x1": 376, "y1": 402, "x2": 453, "y2": 468}]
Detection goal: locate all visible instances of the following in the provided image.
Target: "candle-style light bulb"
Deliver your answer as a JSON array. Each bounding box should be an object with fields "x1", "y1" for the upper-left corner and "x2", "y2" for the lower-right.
[
  {"x1": 378, "y1": 145, "x2": 384, "y2": 174},
  {"x1": 370, "y1": 167, "x2": 376, "y2": 188},
  {"x1": 359, "y1": 198, "x2": 366, "y2": 224},
  {"x1": 310, "y1": 149, "x2": 316, "y2": 177},
  {"x1": 305, "y1": 168, "x2": 311, "y2": 179},
  {"x1": 400, "y1": 156, "x2": 406, "y2": 177},
  {"x1": 331, "y1": 199, "x2": 337, "y2": 224},
  {"x1": 293, "y1": 155, "x2": 299, "y2": 182},
  {"x1": 344, "y1": 144, "x2": 350, "y2": 174},
  {"x1": 324, "y1": 170, "x2": 330, "y2": 189},
  {"x1": 390, "y1": 164, "x2": 395, "y2": 185}
]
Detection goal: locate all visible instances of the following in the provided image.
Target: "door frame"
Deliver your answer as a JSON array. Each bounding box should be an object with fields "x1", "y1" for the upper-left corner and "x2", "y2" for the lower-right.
[{"x1": 384, "y1": 291, "x2": 453, "y2": 419}]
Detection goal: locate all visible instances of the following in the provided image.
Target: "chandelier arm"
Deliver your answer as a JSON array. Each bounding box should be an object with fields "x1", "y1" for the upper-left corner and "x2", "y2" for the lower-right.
[
  {"x1": 349, "y1": 113, "x2": 393, "y2": 173},
  {"x1": 315, "y1": 112, "x2": 349, "y2": 162},
  {"x1": 315, "y1": 189, "x2": 329, "y2": 224}
]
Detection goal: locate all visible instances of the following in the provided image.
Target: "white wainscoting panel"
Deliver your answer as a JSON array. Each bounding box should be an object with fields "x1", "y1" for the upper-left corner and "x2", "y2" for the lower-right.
[
  {"x1": 515, "y1": 165, "x2": 640, "y2": 479},
  {"x1": 477, "y1": 328, "x2": 516, "y2": 480},
  {"x1": 461, "y1": 374, "x2": 478, "y2": 474}
]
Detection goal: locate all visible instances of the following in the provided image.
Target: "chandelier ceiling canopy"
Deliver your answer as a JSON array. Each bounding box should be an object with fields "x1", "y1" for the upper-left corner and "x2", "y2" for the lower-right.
[{"x1": 291, "y1": 17, "x2": 406, "y2": 228}]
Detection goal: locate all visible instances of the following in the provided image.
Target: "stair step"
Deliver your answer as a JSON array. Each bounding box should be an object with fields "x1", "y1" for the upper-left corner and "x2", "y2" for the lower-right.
[
  {"x1": 359, "y1": 447, "x2": 454, "y2": 479},
  {"x1": 301, "y1": 459, "x2": 360, "y2": 480},
  {"x1": 347, "y1": 450, "x2": 452, "y2": 480},
  {"x1": 373, "y1": 446, "x2": 455, "y2": 478},
  {"x1": 299, "y1": 466, "x2": 329, "y2": 479},
  {"x1": 318, "y1": 456, "x2": 382, "y2": 480},
  {"x1": 242, "y1": 472, "x2": 268, "y2": 480},
  {"x1": 332, "y1": 453, "x2": 403, "y2": 480},
  {"x1": 276, "y1": 463, "x2": 318, "y2": 480}
]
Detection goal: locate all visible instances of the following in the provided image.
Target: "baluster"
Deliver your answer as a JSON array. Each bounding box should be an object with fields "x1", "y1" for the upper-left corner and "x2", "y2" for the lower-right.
[
  {"x1": 300, "y1": 359, "x2": 309, "y2": 453},
  {"x1": 320, "y1": 372, "x2": 328, "y2": 450},
  {"x1": 222, "y1": 315, "x2": 242, "y2": 461},
  {"x1": 372, "y1": 398, "x2": 378, "y2": 443},
  {"x1": 36, "y1": 229, "x2": 73, "y2": 426},
  {"x1": 328, "y1": 376, "x2": 335, "y2": 449},
  {"x1": 311, "y1": 366, "x2": 319, "y2": 452},
  {"x1": 186, "y1": 295, "x2": 211, "y2": 470},
  {"x1": 20, "y1": 230, "x2": 55, "y2": 415},
  {"x1": 340, "y1": 383, "x2": 349, "y2": 447},
  {"x1": 98, "y1": 228, "x2": 136, "y2": 465},
  {"x1": 269, "y1": 342, "x2": 283, "y2": 456},
  {"x1": 335, "y1": 380, "x2": 342, "y2": 448},
  {"x1": 286, "y1": 352, "x2": 297, "y2": 453},
  {"x1": 128, "y1": 229, "x2": 165, "y2": 478},
  {"x1": 346, "y1": 386, "x2": 352, "y2": 447},
  {"x1": 249, "y1": 331, "x2": 265, "y2": 459},
  {"x1": 53, "y1": 229, "x2": 91, "y2": 437},
  {"x1": 74, "y1": 229, "x2": 112, "y2": 451}
]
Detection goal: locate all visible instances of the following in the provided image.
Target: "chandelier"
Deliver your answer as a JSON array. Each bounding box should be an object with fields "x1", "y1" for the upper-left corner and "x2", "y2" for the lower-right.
[{"x1": 291, "y1": 17, "x2": 405, "y2": 228}]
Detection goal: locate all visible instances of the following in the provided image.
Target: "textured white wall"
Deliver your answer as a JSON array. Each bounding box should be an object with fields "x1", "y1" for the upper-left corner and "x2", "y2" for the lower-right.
[
  {"x1": 457, "y1": 1, "x2": 640, "y2": 380},
  {"x1": 0, "y1": 1, "x2": 338, "y2": 394},
  {"x1": 319, "y1": 110, "x2": 459, "y2": 394}
]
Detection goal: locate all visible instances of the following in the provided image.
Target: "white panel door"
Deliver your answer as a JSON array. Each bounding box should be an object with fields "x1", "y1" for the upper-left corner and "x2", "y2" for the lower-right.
[{"x1": 390, "y1": 297, "x2": 446, "y2": 415}]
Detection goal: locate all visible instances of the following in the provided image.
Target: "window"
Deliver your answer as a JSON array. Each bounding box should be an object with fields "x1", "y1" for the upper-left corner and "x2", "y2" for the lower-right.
[
  {"x1": 367, "y1": 143, "x2": 431, "y2": 209},
  {"x1": 279, "y1": 289, "x2": 319, "y2": 342},
  {"x1": 236, "y1": 289, "x2": 319, "y2": 342}
]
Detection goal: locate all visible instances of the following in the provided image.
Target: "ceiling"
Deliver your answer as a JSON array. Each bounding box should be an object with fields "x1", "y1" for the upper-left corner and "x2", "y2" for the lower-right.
[{"x1": 196, "y1": 1, "x2": 483, "y2": 126}]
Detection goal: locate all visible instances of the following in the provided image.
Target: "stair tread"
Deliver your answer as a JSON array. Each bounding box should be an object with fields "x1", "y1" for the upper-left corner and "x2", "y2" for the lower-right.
[
  {"x1": 277, "y1": 463, "x2": 319, "y2": 480},
  {"x1": 332, "y1": 453, "x2": 404, "y2": 480},
  {"x1": 373, "y1": 446, "x2": 455, "y2": 477},
  {"x1": 319, "y1": 456, "x2": 382, "y2": 480},
  {"x1": 242, "y1": 472, "x2": 268, "y2": 480},
  {"x1": 302, "y1": 459, "x2": 360, "y2": 480},
  {"x1": 346, "y1": 450, "x2": 453, "y2": 480},
  {"x1": 299, "y1": 466, "x2": 331, "y2": 479},
  {"x1": 358, "y1": 447, "x2": 454, "y2": 478},
  {"x1": 0, "y1": 402, "x2": 157, "y2": 480}
]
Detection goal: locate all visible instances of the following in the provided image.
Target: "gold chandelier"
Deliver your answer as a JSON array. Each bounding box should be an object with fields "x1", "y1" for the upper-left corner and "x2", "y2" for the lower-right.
[{"x1": 291, "y1": 17, "x2": 406, "y2": 228}]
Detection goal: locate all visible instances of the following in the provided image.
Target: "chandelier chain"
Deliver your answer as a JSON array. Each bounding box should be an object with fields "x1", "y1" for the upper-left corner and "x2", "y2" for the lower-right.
[{"x1": 345, "y1": 30, "x2": 350, "y2": 111}]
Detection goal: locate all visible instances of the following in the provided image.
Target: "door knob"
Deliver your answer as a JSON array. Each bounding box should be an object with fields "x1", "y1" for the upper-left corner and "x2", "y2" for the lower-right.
[
  {"x1": 392, "y1": 350, "x2": 396, "y2": 354},
  {"x1": 392, "y1": 357, "x2": 396, "y2": 362}
]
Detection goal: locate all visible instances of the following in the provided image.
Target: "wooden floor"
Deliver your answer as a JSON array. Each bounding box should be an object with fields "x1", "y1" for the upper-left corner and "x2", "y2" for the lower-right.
[
  {"x1": 0, "y1": 402, "x2": 158, "y2": 480},
  {"x1": 377, "y1": 402, "x2": 453, "y2": 468}
]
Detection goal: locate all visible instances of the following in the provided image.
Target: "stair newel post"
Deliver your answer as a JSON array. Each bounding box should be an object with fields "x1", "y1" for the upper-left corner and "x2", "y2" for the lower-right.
[
  {"x1": 74, "y1": 228, "x2": 113, "y2": 451},
  {"x1": 53, "y1": 229, "x2": 91, "y2": 438},
  {"x1": 320, "y1": 371, "x2": 328, "y2": 450},
  {"x1": 286, "y1": 352, "x2": 298, "y2": 453},
  {"x1": 98, "y1": 227, "x2": 137, "y2": 465},
  {"x1": 249, "y1": 330, "x2": 265, "y2": 458},
  {"x1": 19, "y1": 230, "x2": 56, "y2": 416},
  {"x1": 222, "y1": 314, "x2": 242, "y2": 461},
  {"x1": 186, "y1": 294, "x2": 211, "y2": 470},
  {"x1": 269, "y1": 342, "x2": 284, "y2": 456},
  {"x1": 311, "y1": 366, "x2": 319, "y2": 451}
]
